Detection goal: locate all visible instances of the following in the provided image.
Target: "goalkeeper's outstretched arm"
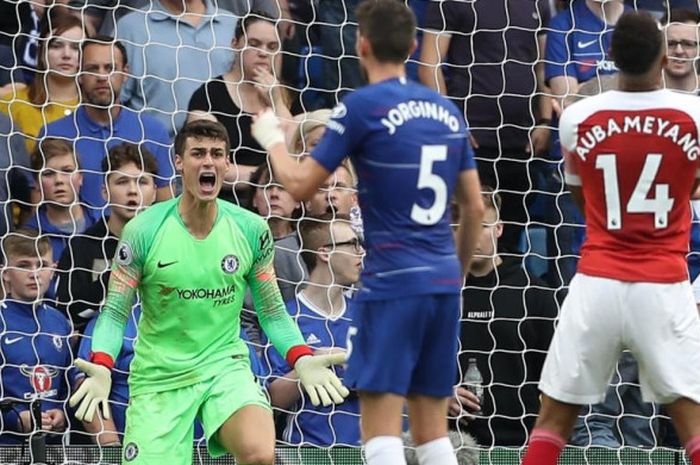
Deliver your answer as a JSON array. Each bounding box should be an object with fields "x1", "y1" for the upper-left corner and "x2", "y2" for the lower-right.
[{"x1": 247, "y1": 225, "x2": 349, "y2": 406}]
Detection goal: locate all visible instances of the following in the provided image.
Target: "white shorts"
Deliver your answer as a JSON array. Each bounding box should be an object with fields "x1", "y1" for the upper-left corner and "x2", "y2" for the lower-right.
[{"x1": 539, "y1": 273, "x2": 700, "y2": 405}]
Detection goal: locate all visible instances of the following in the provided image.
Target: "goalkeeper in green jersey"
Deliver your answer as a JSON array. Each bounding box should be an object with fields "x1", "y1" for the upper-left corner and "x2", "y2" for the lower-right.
[{"x1": 69, "y1": 120, "x2": 349, "y2": 465}]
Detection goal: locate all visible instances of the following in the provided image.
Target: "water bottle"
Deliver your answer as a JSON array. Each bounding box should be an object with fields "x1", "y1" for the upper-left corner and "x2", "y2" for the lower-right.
[{"x1": 462, "y1": 357, "x2": 484, "y2": 404}]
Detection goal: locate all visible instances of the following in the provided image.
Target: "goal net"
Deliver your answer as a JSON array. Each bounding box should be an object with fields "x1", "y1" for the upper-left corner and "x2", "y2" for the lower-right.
[{"x1": 0, "y1": 0, "x2": 693, "y2": 463}]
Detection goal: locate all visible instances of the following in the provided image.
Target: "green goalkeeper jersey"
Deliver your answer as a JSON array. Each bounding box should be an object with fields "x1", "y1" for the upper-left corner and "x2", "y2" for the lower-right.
[{"x1": 91, "y1": 197, "x2": 306, "y2": 395}]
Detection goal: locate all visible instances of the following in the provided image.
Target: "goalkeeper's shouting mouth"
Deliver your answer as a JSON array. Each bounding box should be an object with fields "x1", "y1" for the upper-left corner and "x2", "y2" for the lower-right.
[{"x1": 70, "y1": 119, "x2": 349, "y2": 465}]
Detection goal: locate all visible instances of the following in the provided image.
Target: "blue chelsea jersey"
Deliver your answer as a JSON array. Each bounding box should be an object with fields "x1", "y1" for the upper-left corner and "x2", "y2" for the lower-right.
[
  {"x1": 267, "y1": 293, "x2": 360, "y2": 446},
  {"x1": 0, "y1": 301, "x2": 76, "y2": 444},
  {"x1": 311, "y1": 77, "x2": 476, "y2": 300}
]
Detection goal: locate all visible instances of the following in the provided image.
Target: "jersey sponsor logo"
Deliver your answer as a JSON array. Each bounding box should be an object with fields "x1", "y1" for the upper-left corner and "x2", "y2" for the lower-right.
[
  {"x1": 380, "y1": 100, "x2": 460, "y2": 136},
  {"x1": 124, "y1": 442, "x2": 138, "y2": 461},
  {"x1": 572, "y1": 114, "x2": 700, "y2": 161},
  {"x1": 221, "y1": 254, "x2": 239, "y2": 274},
  {"x1": 157, "y1": 260, "x2": 178, "y2": 269},
  {"x1": 160, "y1": 284, "x2": 237, "y2": 307},
  {"x1": 20, "y1": 365, "x2": 58, "y2": 399},
  {"x1": 116, "y1": 242, "x2": 133, "y2": 266},
  {"x1": 4, "y1": 336, "x2": 23, "y2": 345}
]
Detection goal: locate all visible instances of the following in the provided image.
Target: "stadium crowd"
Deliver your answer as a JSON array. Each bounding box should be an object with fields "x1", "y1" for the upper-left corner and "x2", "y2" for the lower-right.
[{"x1": 1, "y1": 0, "x2": 700, "y2": 460}]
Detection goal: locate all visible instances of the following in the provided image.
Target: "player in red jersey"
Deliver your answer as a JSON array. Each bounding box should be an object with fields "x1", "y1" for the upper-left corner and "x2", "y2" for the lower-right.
[{"x1": 521, "y1": 12, "x2": 700, "y2": 465}]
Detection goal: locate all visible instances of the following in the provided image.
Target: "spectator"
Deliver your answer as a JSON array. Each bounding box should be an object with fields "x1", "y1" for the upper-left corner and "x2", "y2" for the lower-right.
[
  {"x1": 0, "y1": 12, "x2": 84, "y2": 153},
  {"x1": 625, "y1": 0, "x2": 698, "y2": 18},
  {"x1": 266, "y1": 214, "x2": 363, "y2": 446},
  {"x1": 419, "y1": 0, "x2": 552, "y2": 253},
  {"x1": 242, "y1": 163, "x2": 307, "y2": 344},
  {"x1": 0, "y1": 0, "x2": 39, "y2": 91},
  {"x1": 0, "y1": 230, "x2": 76, "y2": 444},
  {"x1": 188, "y1": 12, "x2": 292, "y2": 203},
  {"x1": 0, "y1": 113, "x2": 31, "y2": 235},
  {"x1": 290, "y1": 110, "x2": 359, "y2": 219},
  {"x1": 545, "y1": 0, "x2": 624, "y2": 98},
  {"x1": 115, "y1": 0, "x2": 236, "y2": 138},
  {"x1": 55, "y1": 143, "x2": 158, "y2": 332},
  {"x1": 662, "y1": 9, "x2": 700, "y2": 93},
  {"x1": 455, "y1": 187, "x2": 558, "y2": 447},
  {"x1": 23, "y1": 138, "x2": 100, "y2": 264},
  {"x1": 40, "y1": 36, "x2": 174, "y2": 210},
  {"x1": 316, "y1": 0, "x2": 364, "y2": 106}
]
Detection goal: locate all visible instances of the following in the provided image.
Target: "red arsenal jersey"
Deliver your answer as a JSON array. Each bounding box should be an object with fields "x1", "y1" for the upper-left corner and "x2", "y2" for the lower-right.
[{"x1": 561, "y1": 89, "x2": 700, "y2": 283}]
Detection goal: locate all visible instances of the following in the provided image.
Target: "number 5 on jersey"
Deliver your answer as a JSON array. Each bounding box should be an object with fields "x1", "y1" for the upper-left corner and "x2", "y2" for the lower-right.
[{"x1": 596, "y1": 153, "x2": 674, "y2": 230}]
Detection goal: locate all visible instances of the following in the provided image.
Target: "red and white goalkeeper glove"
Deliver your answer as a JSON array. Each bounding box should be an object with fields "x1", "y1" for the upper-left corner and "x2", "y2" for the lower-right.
[
  {"x1": 251, "y1": 108, "x2": 286, "y2": 150},
  {"x1": 69, "y1": 358, "x2": 112, "y2": 423},
  {"x1": 294, "y1": 353, "x2": 350, "y2": 407}
]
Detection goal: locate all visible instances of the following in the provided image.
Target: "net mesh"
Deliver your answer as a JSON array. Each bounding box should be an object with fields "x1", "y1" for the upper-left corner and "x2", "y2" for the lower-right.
[{"x1": 0, "y1": 0, "x2": 693, "y2": 463}]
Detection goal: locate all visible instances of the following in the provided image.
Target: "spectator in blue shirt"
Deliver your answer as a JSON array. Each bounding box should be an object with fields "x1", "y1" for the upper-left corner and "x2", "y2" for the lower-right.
[
  {"x1": 114, "y1": 0, "x2": 236, "y2": 138},
  {"x1": 266, "y1": 214, "x2": 363, "y2": 446},
  {"x1": 23, "y1": 138, "x2": 100, "y2": 263},
  {"x1": 40, "y1": 36, "x2": 174, "y2": 210},
  {"x1": 0, "y1": 230, "x2": 76, "y2": 444}
]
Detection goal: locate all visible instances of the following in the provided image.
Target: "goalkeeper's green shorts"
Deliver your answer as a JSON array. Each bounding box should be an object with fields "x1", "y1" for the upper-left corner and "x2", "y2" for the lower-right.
[{"x1": 121, "y1": 356, "x2": 271, "y2": 465}]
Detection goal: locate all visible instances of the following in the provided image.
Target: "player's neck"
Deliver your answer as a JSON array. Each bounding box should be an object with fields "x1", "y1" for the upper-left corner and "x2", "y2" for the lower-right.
[
  {"x1": 663, "y1": 71, "x2": 698, "y2": 93},
  {"x1": 178, "y1": 195, "x2": 218, "y2": 239},
  {"x1": 469, "y1": 255, "x2": 502, "y2": 278},
  {"x1": 301, "y1": 280, "x2": 345, "y2": 317},
  {"x1": 365, "y1": 61, "x2": 407, "y2": 85},
  {"x1": 618, "y1": 76, "x2": 662, "y2": 92}
]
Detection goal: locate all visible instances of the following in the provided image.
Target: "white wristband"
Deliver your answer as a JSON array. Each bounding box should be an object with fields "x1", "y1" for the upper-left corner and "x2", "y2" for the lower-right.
[{"x1": 252, "y1": 109, "x2": 286, "y2": 150}]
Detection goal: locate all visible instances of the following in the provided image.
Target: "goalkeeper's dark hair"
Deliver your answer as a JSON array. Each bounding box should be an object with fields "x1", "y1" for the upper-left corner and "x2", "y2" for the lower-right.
[
  {"x1": 299, "y1": 213, "x2": 352, "y2": 273},
  {"x1": 234, "y1": 10, "x2": 276, "y2": 42},
  {"x1": 611, "y1": 11, "x2": 664, "y2": 76},
  {"x1": 102, "y1": 143, "x2": 159, "y2": 179},
  {"x1": 175, "y1": 119, "x2": 231, "y2": 158},
  {"x1": 2, "y1": 229, "x2": 52, "y2": 265},
  {"x1": 356, "y1": 0, "x2": 416, "y2": 64}
]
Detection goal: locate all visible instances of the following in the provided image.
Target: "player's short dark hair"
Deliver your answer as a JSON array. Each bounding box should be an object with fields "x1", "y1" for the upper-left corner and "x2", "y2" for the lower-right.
[
  {"x1": 298, "y1": 213, "x2": 352, "y2": 273},
  {"x1": 356, "y1": 0, "x2": 416, "y2": 64},
  {"x1": 174, "y1": 119, "x2": 231, "y2": 158},
  {"x1": 611, "y1": 11, "x2": 664, "y2": 76},
  {"x1": 81, "y1": 35, "x2": 128, "y2": 68},
  {"x1": 234, "y1": 10, "x2": 276, "y2": 42},
  {"x1": 31, "y1": 137, "x2": 79, "y2": 176},
  {"x1": 661, "y1": 8, "x2": 700, "y2": 26},
  {"x1": 102, "y1": 143, "x2": 159, "y2": 179},
  {"x1": 2, "y1": 229, "x2": 52, "y2": 265}
]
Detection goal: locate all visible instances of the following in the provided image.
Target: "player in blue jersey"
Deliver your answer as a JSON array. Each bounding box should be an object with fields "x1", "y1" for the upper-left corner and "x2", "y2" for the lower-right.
[
  {"x1": 251, "y1": 1, "x2": 484, "y2": 463},
  {"x1": 0, "y1": 230, "x2": 77, "y2": 444}
]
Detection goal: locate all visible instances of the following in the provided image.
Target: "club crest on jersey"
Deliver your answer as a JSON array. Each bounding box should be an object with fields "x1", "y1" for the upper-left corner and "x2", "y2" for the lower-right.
[
  {"x1": 52, "y1": 335, "x2": 63, "y2": 350},
  {"x1": 20, "y1": 365, "x2": 58, "y2": 399},
  {"x1": 221, "y1": 254, "x2": 239, "y2": 274},
  {"x1": 124, "y1": 442, "x2": 139, "y2": 461},
  {"x1": 116, "y1": 242, "x2": 133, "y2": 266}
]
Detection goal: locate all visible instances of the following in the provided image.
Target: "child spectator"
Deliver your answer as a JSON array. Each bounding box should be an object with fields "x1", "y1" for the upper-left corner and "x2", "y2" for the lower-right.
[{"x1": 0, "y1": 230, "x2": 77, "y2": 444}]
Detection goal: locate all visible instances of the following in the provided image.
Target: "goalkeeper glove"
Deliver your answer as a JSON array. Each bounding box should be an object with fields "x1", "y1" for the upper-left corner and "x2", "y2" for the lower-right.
[
  {"x1": 251, "y1": 109, "x2": 286, "y2": 150},
  {"x1": 69, "y1": 358, "x2": 112, "y2": 423},
  {"x1": 294, "y1": 353, "x2": 351, "y2": 407}
]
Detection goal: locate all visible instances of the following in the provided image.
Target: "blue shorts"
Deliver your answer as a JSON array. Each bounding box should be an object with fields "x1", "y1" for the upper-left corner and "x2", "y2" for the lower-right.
[{"x1": 344, "y1": 294, "x2": 460, "y2": 398}]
